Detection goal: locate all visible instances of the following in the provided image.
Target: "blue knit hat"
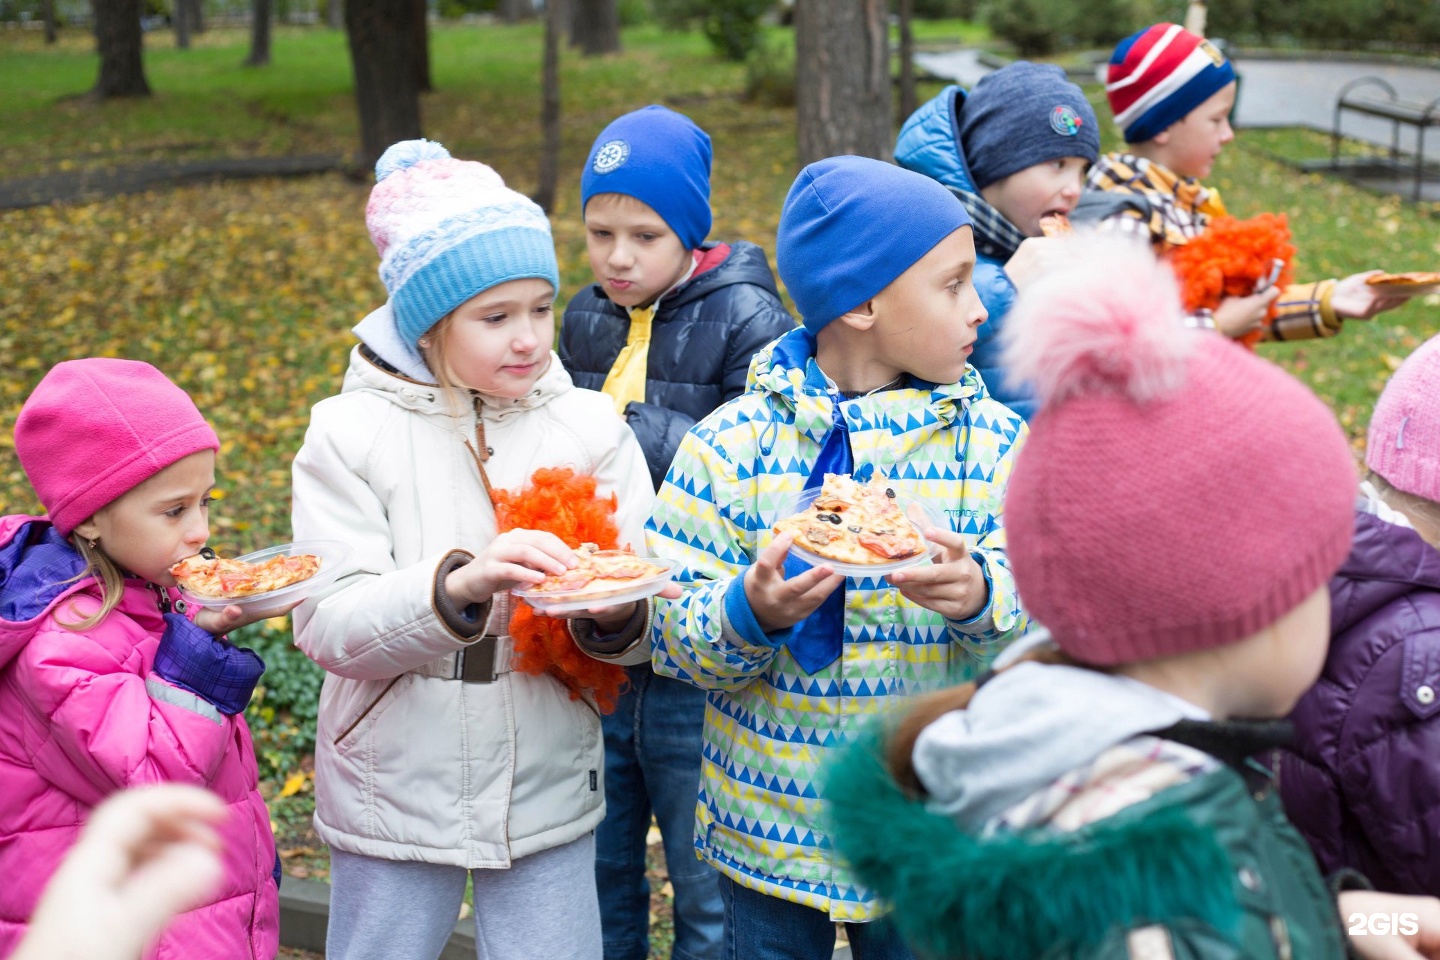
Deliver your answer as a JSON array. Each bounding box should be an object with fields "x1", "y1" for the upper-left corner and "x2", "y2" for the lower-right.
[
  {"x1": 367, "y1": 139, "x2": 560, "y2": 348},
  {"x1": 777, "y1": 157, "x2": 972, "y2": 333},
  {"x1": 958, "y1": 62, "x2": 1100, "y2": 190},
  {"x1": 580, "y1": 105, "x2": 713, "y2": 250}
]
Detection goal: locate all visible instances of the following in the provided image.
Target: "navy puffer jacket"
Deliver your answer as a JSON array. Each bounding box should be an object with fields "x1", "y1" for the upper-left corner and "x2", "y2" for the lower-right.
[
  {"x1": 1281, "y1": 503, "x2": 1440, "y2": 894},
  {"x1": 559, "y1": 240, "x2": 795, "y2": 488}
]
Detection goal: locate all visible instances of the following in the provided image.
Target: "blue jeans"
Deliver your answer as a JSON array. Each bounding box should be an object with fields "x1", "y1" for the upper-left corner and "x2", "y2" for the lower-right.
[
  {"x1": 719, "y1": 876, "x2": 915, "y2": 960},
  {"x1": 596, "y1": 665, "x2": 722, "y2": 960}
]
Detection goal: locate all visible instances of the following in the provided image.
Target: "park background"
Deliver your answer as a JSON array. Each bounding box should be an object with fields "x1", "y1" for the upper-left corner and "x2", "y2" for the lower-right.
[{"x1": 1, "y1": 0, "x2": 1438, "y2": 954}]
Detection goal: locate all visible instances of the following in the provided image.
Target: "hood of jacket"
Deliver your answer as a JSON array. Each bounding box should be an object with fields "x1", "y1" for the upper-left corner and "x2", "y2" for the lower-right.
[
  {"x1": 341, "y1": 342, "x2": 575, "y2": 426},
  {"x1": 911, "y1": 662, "x2": 1200, "y2": 832},
  {"x1": 1331, "y1": 507, "x2": 1440, "y2": 637},
  {"x1": 0, "y1": 515, "x2": 94, "y2": 671},
  {"x1": 743, "y1": 326, "x2": 987, "y2": 449},
  {"x1": 896, "y1": 85, "x2": 980, "y2": 196}
]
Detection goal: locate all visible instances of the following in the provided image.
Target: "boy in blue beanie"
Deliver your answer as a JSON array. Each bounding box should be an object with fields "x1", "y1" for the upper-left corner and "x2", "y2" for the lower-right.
[
  {"x1": 645, "y1": 156, "x2": 1029, "y2": 960},
  {"x1": 558, "y1": 104, "x2": 794, "y2": 960},
  {"x1": 896, "y1": 61, "x2": 1099, "y2": 421}
]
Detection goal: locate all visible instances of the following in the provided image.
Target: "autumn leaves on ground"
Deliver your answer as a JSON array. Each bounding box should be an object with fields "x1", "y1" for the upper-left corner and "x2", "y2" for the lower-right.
[{"x1": 1, "y1": 19, "x2": 1437, "y2": 954}]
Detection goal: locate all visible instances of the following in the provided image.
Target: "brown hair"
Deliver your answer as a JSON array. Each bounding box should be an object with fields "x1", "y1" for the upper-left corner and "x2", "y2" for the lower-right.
[
  {"x1": 885, "y1": 645, "x2": 1082, "y2": 797},
  {"x1": 57, "y1": 536, "x2": 127, "y2": 632}
]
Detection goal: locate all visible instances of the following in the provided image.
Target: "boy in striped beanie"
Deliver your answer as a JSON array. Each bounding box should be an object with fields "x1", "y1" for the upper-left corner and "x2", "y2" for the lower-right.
[{"x1": 1081, "y1": 23, "x2": 1404, "y2": 341}]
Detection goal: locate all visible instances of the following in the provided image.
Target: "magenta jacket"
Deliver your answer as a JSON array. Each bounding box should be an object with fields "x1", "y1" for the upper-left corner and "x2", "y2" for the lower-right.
[{"x1": 0, "y1": 516, "x2": 278, "y2": 960}]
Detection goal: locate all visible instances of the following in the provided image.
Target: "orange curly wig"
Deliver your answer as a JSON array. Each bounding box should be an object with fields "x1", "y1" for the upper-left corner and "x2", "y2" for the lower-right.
[
  {"x1": 1168, "y1": 213, "x2": 1295, "y2": 348},
  {"x1": 491, "y1": 468, "x2": 628, "y2": 713}
]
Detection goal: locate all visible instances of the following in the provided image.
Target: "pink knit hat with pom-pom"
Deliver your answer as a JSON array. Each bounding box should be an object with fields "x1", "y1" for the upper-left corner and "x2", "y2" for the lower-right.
[
  {"x1": 1366, "y1": 333, "x2": 1440, "y2": 503},
  {"x1": 1002, "y1": 239, "x2": 1356, "y2": 665}
]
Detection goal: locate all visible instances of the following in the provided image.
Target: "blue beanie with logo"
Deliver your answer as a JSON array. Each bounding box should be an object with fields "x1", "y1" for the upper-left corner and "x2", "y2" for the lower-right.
[
  {"x1": 958, "y1": 62, "x2": 1100, "y2": 190},
  {"x1": 777, "y1": 156, "x2": 972, "y2": 333},
  {"x1": 580, "y1": 105, "x2": 713, "y2": 250}
]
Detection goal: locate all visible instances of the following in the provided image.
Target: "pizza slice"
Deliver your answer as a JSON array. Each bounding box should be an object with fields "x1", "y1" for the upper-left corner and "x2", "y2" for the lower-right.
[
  {"x1": 528, "y1": 543, "x2": 666, "y2": 597},
  {"x1": 773, "y1": 474, "x2": 928, "y2": 566},
  {"x1": 1039, "y1": 213, "x2": 1073, "y2": 238},
  {"x1": 171, "y1": 552, "x2": 321, "y2": 598},
  {"x1": 1366, "y1": 271, "x2": 1440, "y2": 286}
]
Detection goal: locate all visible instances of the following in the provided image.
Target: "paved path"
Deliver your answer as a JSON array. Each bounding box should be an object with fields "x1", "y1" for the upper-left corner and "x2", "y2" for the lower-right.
[{"x1": 915, "y1": 51, "x2": 1440, "y2": 151}]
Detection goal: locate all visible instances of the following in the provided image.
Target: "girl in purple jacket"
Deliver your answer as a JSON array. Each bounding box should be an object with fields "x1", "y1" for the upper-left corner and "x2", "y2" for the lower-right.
[
  {"x1": 0, "y1": 359, "x2": 280, "y2": 960},
  {"x1": 1283, "y1": 333, "x2": 1440, "y2": 895}
]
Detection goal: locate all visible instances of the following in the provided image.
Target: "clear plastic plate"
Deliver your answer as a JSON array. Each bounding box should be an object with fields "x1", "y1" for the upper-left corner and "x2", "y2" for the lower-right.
[
  {"x1": 176, "y1": 539, "x2": 352, "y2": 619},
  {"x1": 1367, "y1": 280, "x2": 1440, "y2": 298},
  {"x1": 512, "y1": 556, "x2": 680, "y2": 615},
  {"x1": 777, "y1": 484, "x2": 946, "y2": 578}
]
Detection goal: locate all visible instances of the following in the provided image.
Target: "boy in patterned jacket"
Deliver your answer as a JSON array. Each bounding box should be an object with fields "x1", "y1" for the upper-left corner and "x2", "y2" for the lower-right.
[
  {"x1": 1080, "y1": 22, "x2": 1405, "y2": 339},
  {"x1": 645, "y1": 156, "x2": 1028, "y2": 960}
]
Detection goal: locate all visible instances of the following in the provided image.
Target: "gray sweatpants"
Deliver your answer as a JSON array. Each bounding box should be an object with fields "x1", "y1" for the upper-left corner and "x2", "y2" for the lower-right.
[{"x1": 326, "y1": 834, "x2": 602, "y2": 960}]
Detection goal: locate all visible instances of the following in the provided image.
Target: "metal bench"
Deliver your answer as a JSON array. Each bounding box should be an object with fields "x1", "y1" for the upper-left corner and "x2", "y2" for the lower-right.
[{"x1": 1331, "y1": 76, "x2": 1440, "y2": 202}]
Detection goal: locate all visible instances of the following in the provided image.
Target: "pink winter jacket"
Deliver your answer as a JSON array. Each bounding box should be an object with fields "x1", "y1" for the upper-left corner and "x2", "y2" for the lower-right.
[{"x1": 0, "y1": 516, "x2": 279, "y2": 960}]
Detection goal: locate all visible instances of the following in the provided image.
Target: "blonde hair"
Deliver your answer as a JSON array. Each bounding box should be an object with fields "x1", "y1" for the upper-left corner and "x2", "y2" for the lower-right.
[
  {"x1": 419, "y1": 311, "x2": 467, "y2": 413},
  {"x1": 1370, "y1": 470, "x2": 1440, "y2": 542},
  {"x1": 58, "y1": 536, "x2": 127, "y2": 631}
]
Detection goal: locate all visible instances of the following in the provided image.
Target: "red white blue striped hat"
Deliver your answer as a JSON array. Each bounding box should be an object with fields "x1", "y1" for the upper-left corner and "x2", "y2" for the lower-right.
[{"x1": 1106, "y1": 23, "x2": 1236, "y2": 144}]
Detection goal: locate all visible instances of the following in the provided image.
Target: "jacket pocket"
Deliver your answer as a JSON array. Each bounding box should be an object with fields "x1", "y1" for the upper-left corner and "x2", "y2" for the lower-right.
[{"x1": 332, "y1": 676, "x2": 404, "y2": 752}]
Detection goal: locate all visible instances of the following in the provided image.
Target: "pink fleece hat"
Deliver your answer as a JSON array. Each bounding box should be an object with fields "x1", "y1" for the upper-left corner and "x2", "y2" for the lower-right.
[
  {"x1": 1367, "y1": 333, "x2": 1440, "y2": 502},
  {"x1": 15, "y1": 359, "x2": 220, "y2": 536},
  {"x1": 1001, "y1": 239, "x2": 1357, "y2": 666}
]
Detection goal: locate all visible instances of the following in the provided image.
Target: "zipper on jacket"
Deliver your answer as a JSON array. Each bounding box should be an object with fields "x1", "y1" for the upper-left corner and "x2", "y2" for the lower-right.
[
  {"x1": 332, "y1": 676, "x2": 403, "y2": 745},
  {"x1": 463, "y1": 393, "x2": 495, "y2": 497}
]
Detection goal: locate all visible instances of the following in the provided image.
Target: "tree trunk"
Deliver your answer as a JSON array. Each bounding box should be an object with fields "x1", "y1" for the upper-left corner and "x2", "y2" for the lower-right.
[
  {"x1": 91, "y1": 0, "x2": 151, "y2": 97},
  {"x1": 569, "y1": 0, "x2": 619, "y2": 55},
  {"x1": 246, "y1": 0, "x2": 271, "y2": 64},
  {"x1": 898, "y1": 0, "x2": 916, "y2": 121},
  {"x1": 345, "y1": 0, "x2": 423, "y2": 171},
  {"x1": 188, "y1": 0, "x2": 205, "y2": 33},
  {"x1": 533, "y1": 0, "x2": 563, "y2": 211},
  {"x1": 175, "y1": 0, "x2": 191, "y2": 49},
  {"x1": 43, "y1": 0, "x2": 57, "y2": 43},
  {"x1": 412, "y1": 0, "x2": 431, "y2": 92},
  {"x1": 326, "y1": 0, "x2": 342, "y2": 29},
  {"x1": 1184, "y1": 0, "x2": 1207, "y2": 36},
  {"x1": 795, "y1": 0, "x2": 891, "y2": 166}
]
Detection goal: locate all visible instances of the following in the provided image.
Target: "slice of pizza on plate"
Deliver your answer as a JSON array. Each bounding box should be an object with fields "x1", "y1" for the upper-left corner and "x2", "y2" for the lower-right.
[
  {"x1": 171, "y1": 552, "x2": 321, "y2": 598},
  {"x1": 773, "y1": 474, "x2": 929, "y2": 568},
  {"x1": 527, "y1": 543, "x2": 667, "y2": 596}
]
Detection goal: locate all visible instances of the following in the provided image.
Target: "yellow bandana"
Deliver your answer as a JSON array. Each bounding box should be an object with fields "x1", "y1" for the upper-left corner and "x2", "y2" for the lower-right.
[{"x1": 600, "y1": 304, "x2": 654, "y2": 414}]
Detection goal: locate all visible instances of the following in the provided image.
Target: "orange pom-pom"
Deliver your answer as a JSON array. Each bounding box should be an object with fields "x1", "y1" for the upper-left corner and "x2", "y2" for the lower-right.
[
  {"x1": 1168, "y1": 213, "x2": 1295, "y2": 348},
  {"x1": 491, "y1": 468, "x2": 628, "y2": 713}
]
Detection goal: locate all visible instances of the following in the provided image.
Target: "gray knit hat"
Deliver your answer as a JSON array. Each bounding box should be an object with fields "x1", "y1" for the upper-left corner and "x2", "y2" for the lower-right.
[{"x1": 958, "y1": 62, "x2": 1100, "y2": 190}]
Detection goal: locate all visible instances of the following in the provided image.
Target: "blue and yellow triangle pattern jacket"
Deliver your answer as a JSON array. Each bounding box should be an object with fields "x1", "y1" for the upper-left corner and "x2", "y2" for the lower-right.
[{"x1": 645, "y1": 327, "x2": 1029, "y2": 920}]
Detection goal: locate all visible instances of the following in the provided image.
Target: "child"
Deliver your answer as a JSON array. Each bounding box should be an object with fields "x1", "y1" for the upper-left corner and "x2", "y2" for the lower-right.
[
  {"x1": 291, "y1": 140, "x2": 658, "y2": 960},
  {"x1": 560, "y1": 105, "x2": 793, "y2": 960},
  {"x1": 1282, "y1": 333, "x2": 1440, "y2": 895},
  {"x1": 646, "y1": 156, "x2": 1029, "y2": 960},
  {"x1": 824, "y1": 240, "x2": 1440, "y2": 960},
  {"x1": 1081, "y1": 23, "x2": 1404, "y2": 339},
  {"x1": 0, "y1": 358, "x2": 279, "y2": 959},
  {"x1": 895, "y1": 61, "x2": 1100, "y2": 420}
]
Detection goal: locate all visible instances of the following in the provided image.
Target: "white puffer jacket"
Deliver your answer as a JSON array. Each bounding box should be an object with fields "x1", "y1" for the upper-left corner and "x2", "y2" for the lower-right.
[{"x1": 292, "y1": 345, "x2": 652, "y2": 868}]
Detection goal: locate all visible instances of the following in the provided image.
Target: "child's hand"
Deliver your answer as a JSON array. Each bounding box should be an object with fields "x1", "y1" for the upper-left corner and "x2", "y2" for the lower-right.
[
  {"x1": 14, "y1": 785, "x2": 226, "y2": 960},
  {"x1": 1004, "y1": 237, "x2": 1069, "y2": 294},
  {"x1": 1213, "y1": 287, "x2": 1281, "y2": 338},
  {"x1": 538, "y1": 583, "x2": 683, "y2": 632},
  {"x1": 1332, "y1": 271, "x2": 1409, "y2": 320},
  {"x1": 887, "y1": 528, "x2": 988, "y2": 621},
  {"x1": 1339, "y1": 890, "x2": 1440, "y2": 960},
  {"x1": 744, "y1": 532, "x2": 843, "y2": 634},
  {"x1": 193, "y1": 599, "x2": 301, "y2": 636},
  {"x1": 446, "y1": 530, "x2": 577, "y2": 607}
]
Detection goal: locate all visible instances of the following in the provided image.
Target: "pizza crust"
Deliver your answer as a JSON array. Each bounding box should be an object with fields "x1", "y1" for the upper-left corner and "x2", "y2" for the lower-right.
[
  {"x1": 1039, "y1": 213, "x2": 1073, "y2": 238},
  {"x1": 773, "y1": 475, "x2": 928, "y2": 566},
  {"x1": 1366, "y1": 271, "x2": 1440, "y2": 285},
  {"x1": 171, "y1": 553, "x2": 321, "y2": 598}
]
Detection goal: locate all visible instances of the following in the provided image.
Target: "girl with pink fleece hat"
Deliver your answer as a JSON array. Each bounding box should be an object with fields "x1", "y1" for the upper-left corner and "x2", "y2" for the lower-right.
[{"x1": 0, "y1": 358, "x2": 279, "y2": 960}]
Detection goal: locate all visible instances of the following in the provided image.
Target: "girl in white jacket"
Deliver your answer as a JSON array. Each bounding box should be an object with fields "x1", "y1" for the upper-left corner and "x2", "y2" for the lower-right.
[{"x1": 290, "y1": 140, "x2": 661, "y2": 960}]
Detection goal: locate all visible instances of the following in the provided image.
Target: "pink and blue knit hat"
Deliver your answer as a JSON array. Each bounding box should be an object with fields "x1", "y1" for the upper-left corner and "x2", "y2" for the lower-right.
[
  {"x1": 366, "y1": 140, "x2": 560, "y2": 348},
  {"x1": 1106, "y1": 23, "x2": 1236, "y2": 144},
  {"x1": 1367, "y1": 333, "x2": 1440, "y2": 502}
]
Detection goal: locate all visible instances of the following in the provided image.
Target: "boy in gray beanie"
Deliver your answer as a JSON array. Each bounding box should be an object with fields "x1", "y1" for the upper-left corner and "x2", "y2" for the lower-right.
[{"x1": 895, "y1": 62, "x2": 1099, "y2": 421}]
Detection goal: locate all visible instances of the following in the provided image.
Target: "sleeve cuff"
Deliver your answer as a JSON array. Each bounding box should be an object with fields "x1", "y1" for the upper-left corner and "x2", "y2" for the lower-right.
[
  {"x1": 432, "y1": 550, "x2": 491, "y2": 641},
  {"x1": 722, "y1": 573, "x2": 794, "y2": 650},
  {"x1": 948, "y1": 551, "x2": 996, "y2": 635},
  {"x1": 570, "y1": 600, "x2": 653, "y2": 665}
]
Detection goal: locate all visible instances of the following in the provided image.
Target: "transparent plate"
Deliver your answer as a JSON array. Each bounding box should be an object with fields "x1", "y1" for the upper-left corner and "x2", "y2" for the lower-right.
[
  {"x1": 512, "y1": 555, "x2": 680, "y2": 615},
  {"x1": 1367, "y1": 280, "x2": 1440, "y2": 298},
  {"x1": 177, "y1": 539, "x2": 352, "y2": 619},
  {"x1": 777, "y1": 484, "x2": 946, "y2": 578}
]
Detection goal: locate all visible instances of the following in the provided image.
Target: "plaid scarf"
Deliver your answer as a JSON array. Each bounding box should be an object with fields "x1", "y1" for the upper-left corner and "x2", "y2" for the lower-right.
[
  {"x1": 1085, "y1": 153, "x2": 1227, "y2": 250},
  {"x1": 947, "y1": 185, "x2": 1028, "y2": 261}
]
